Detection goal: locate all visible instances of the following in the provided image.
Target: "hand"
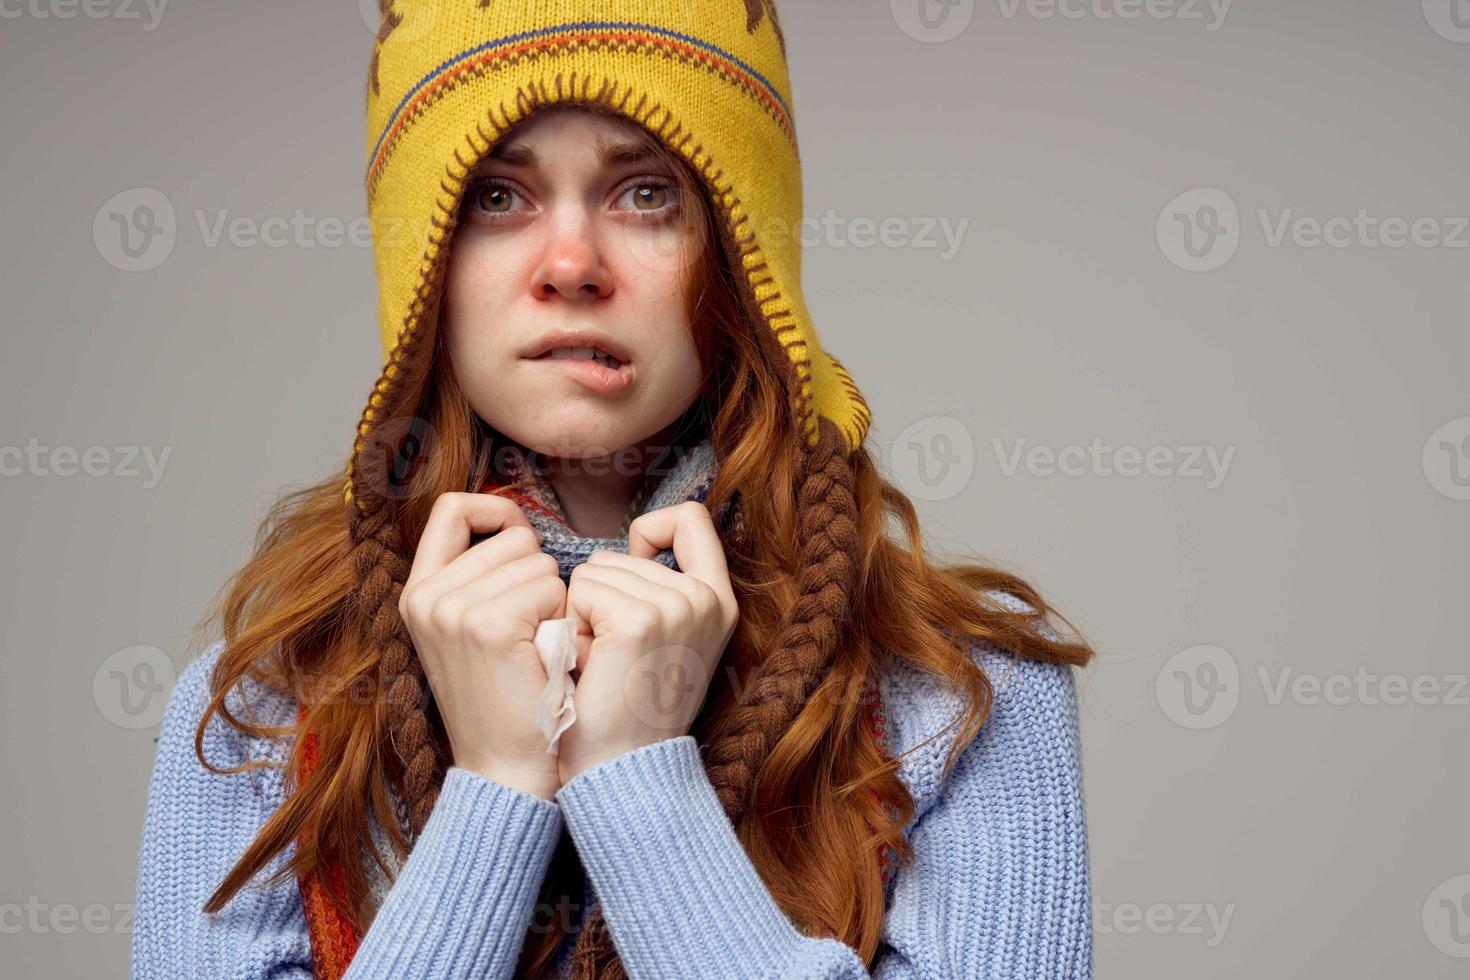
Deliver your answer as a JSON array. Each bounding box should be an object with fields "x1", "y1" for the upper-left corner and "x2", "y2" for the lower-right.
[
  {"x1": 556, "y1": 501, "x2": 740, "y2": 785},
  {"x1": 397, "y1": 492, "x2": 568, "y2": 801}
]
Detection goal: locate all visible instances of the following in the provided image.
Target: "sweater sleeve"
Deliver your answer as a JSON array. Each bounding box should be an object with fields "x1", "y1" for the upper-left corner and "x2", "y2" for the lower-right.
[
  {"x1": 130, "y1": 640, "x2": 567, "y2": 980},
  {"x1": 551, "y1": 653, "x2": 1091, "y2": 979}
]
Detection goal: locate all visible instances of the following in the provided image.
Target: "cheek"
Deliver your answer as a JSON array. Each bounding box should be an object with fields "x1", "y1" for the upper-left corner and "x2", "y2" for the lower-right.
[{"x1": 442, "y1": 240, "x2": 522, "y2": 347}]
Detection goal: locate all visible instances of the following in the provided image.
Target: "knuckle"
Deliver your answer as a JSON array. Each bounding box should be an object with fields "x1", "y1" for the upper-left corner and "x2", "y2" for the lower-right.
[
  {"x1": 503, "y1": 524, "x2": 539, "y2": 553},
  {"x1": 430, "y1": 490, "x2": 465, "y2": 514},
  {"x1": 461, "y1": 605, "x2": 506, "y2": 646},
  {"x1": 399, "y1": 585, "x2": 427, "y2": 624},
  {"x1": 627, "y1": 603, "x2": 661, "y2": 637},
  {"x1": 670, "y1": 593, "x2": 697, "y2": 629},
  {"x1": 427, "y1": 593, "x2": 461, "y2": 633}
]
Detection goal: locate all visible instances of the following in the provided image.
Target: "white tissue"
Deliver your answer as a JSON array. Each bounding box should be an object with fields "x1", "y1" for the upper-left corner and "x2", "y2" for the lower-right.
[{"x1": 532, "y1": 617, "x2": 580, "y2": 756}]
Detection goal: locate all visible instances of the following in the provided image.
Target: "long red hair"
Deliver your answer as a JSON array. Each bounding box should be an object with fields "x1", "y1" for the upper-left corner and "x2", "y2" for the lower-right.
[{"x1": 185, "y1": 104, "x2": 1095, "y2": 976}]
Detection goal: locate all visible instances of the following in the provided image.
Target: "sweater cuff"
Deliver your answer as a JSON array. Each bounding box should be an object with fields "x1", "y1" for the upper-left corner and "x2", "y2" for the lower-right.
[
  {"x1": 346, "y1": 766, "x2": 563, "y2": 978},
  {"x1": 553, "y1": 735, "x2": 806, "y2": 974}
]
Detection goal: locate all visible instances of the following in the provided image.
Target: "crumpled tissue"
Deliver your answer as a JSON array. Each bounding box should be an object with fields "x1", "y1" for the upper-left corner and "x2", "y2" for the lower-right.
[{"x1": 532, "y1": 617, "x2": 580, "y2": 756}]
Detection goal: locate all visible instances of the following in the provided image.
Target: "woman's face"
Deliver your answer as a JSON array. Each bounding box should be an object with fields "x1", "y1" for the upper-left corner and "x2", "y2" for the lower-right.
[{"x1": 441, "y1": 108, "x2": 706, "y2": 461}]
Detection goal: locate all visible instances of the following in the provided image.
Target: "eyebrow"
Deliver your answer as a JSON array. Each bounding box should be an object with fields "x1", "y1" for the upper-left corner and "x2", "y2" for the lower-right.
[{"x1": 482, "y1": 137, "x2": 662, "y2": 170}]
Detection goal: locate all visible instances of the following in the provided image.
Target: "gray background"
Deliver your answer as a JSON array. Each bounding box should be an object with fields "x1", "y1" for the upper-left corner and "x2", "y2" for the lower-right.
[{"x1": 2, "y1": 1, "x2": 1466, "y2": 976}]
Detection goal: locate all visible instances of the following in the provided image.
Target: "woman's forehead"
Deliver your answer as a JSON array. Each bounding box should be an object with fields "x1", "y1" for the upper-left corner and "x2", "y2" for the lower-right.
[{"x1": 474, "y1": 107, "x2": 664, "y2": 171}]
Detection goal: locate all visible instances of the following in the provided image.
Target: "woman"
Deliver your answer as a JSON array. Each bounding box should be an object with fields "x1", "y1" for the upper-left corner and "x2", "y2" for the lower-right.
[{"x1": 131, "y1": 2, "x2": 1097, "y2": 978}]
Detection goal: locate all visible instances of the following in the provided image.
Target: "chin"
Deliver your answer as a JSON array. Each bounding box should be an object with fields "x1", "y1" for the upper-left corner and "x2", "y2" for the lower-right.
[{"x1": 499, "y1": 412, "x2": 661, "y2": 462}]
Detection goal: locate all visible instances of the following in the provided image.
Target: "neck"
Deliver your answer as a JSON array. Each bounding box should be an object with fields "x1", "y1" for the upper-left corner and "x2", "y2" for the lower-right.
[{"x1": 542, "y1": 419, "x2": 682, "y2": 538}]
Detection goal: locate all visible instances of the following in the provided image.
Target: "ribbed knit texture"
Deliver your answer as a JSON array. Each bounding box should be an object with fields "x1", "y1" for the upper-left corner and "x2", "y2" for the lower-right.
[
  {"x1": 484, "y1": 436, "x2": 731, "y2": 584},
  {"x1": 131, "y1": 586, "x2": 1092, "y2": 978}
]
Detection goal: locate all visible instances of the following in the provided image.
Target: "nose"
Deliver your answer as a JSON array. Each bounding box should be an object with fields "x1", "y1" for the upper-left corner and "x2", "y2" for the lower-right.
[{"x1": 532, "y1": 212, "x2": 613, "y2": 302}]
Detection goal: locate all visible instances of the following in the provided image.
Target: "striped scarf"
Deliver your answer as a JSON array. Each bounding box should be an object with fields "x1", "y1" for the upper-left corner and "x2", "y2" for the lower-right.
[{"x1": 296, "y1": 435, "x2": 893, "y2": 978}]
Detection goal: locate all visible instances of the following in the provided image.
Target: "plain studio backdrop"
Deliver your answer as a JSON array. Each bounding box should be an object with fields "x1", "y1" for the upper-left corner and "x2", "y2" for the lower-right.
[{"x1": 1, "y1": 1, "x2": 1466, "y2": 977}]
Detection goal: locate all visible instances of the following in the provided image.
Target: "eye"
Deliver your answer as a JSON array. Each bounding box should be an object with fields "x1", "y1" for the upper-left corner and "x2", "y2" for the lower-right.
[
  {"x1": 464, "y1": 178, "x2": 525, "y2": 218},
  {"x1": 616, "y1": 179, "x2": 681, "y2": 220}
]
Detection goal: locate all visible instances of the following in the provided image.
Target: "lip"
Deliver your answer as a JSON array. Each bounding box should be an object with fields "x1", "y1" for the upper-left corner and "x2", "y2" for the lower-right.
[
  {"x1": 531, "y1": 354, "x2": 635, "y2": 394},
  {"x1": 520, "y1": 329, "x2": 634, "y2": 365}
]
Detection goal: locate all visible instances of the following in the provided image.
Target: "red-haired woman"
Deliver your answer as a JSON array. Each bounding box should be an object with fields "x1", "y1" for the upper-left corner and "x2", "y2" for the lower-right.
[{"x1": 132, "y1": 4, "x2": 1097, "y2": 978}]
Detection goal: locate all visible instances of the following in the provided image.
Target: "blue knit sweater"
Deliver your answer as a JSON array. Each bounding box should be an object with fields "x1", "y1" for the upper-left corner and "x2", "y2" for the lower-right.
[{"x1": 129, "y1": 586, "x2": 1091, "y2": 978}]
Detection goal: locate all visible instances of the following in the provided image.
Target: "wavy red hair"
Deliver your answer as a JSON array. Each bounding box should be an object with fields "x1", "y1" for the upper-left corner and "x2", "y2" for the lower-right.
[{"x1": 185, "y1": 104, "x2": 1096, "y2": 976}]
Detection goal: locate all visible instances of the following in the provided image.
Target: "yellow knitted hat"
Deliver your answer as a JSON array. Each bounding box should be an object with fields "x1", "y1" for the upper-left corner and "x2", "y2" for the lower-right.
[{"x1": 344, "y1": 0, "x2": 871, "y2": 510}]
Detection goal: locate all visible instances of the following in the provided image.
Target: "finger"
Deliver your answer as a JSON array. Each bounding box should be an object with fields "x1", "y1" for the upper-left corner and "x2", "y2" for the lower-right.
[
  {"x1": 423, "y1": 523, "x2": 544, "y2": 598},
  {"x1": 433, "y1": 550, "x2": 562, "y2": 620},
  {"x1": 482, "y1": 570, "x2": 570, "y2": 647},
  {"x1": 571, "y1": 561, "x2": 686, "y2": 618},
  {"x1": 626, "y1": 501, "x2": 732, "y2": 597},
  {"x1": 564, "y1": 573, "x2": 658, "y2": 646},
  {"x1": 584, "y1": 549, "x2": 691, "y2": 593},
  {"x1": 407, "y1": 492, "x2": 536, "y2": 592}
]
